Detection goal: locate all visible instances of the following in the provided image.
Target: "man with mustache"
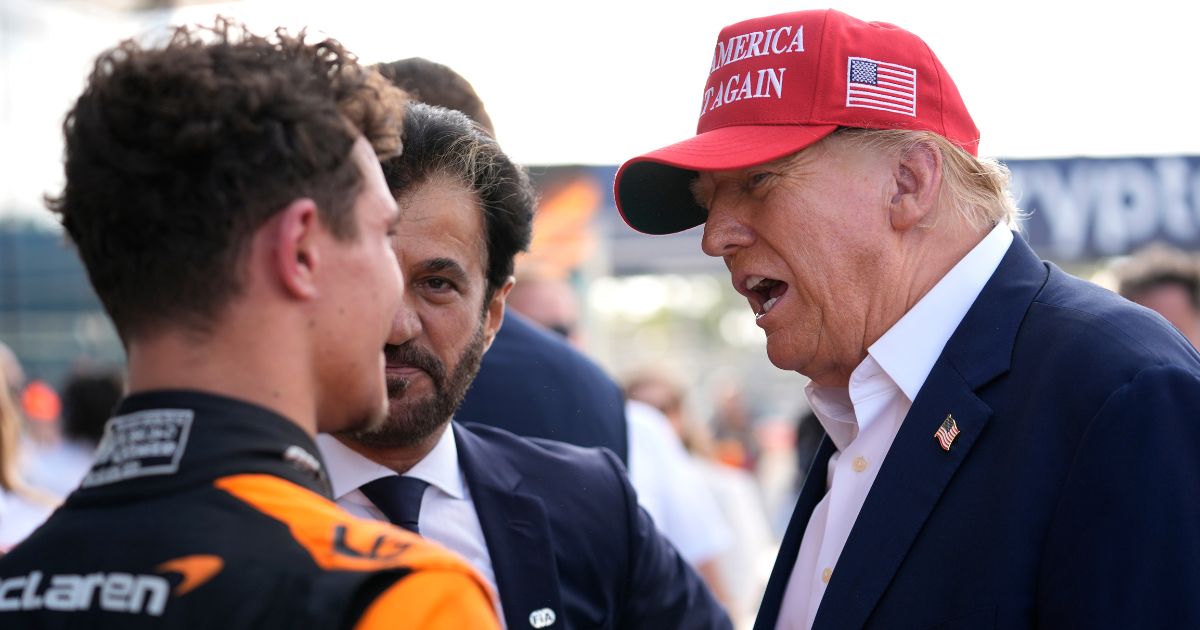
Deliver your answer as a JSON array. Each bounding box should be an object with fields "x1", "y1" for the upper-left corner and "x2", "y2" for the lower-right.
[
  {"x1": 318, "y1": 102, "x2": 731, "y2": 630},
  {"x1": 376, "y1": 57, "x2": 630, "y2": 465}
]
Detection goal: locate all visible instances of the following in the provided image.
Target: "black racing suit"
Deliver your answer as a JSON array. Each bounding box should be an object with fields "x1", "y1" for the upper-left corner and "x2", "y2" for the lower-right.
[{"x1": 0, "y1": 390, "x2": 496, "y2": 629}]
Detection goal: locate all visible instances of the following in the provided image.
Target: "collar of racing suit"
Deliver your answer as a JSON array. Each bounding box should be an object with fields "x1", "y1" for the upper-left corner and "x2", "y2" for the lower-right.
[{"x1": 65, "y1": 390, "x2": 333, "y2": 505}]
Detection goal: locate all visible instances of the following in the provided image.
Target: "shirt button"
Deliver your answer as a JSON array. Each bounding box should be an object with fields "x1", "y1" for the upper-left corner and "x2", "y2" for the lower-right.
[
  {"x1": 821, "y1": 567, "x2": 833, "y2": 583},
  {"x1": 853, "y1": 456, "x2": 869, "y2": 472}
]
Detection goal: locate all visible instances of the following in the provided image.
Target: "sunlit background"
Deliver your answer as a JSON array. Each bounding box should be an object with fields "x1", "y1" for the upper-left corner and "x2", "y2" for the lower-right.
[
  {"x1": 2, "y1": 0, "x2": 1199, "y2": 440},
  {"x1": 2, "y1": 3, "x2": 1199, "y2": 625}
]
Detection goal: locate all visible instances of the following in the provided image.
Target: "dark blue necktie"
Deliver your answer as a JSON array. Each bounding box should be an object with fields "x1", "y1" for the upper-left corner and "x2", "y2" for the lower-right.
[{"x1": 358, "y1": 476, "x2": 430, "y2": 534}]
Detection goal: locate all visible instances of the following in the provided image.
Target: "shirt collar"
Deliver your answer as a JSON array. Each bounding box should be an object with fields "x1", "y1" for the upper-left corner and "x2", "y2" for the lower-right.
[
  {"x1": 317, "y1": 424, "x2": 465, "y2": 501},
  {"x1": 805, "y1": 381, "x2": 858, "y2": 451},
  {"x1": 804, "y1": 224, "x2": 1014, "y2": 448},
  {"x1": 869, "y1": 223, "x2": 1014, "y2": 401}
]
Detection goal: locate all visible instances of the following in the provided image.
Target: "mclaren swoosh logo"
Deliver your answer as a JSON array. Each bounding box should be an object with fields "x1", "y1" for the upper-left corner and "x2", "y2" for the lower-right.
[{"x1": 156, "y1": 555, "x2": 224, "y2": 596}]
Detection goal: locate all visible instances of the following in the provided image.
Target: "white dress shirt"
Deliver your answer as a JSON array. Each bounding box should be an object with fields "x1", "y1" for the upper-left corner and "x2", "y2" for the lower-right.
[
  {"x1": 316, "y1": 426, "x2": 507, "y2": 627},
  {"x1": 626, "y1": 400, "x2": 733, "y2": 566},
  {"x1": 776, "y1": 224, "x2": 1014, "y2": 630}
]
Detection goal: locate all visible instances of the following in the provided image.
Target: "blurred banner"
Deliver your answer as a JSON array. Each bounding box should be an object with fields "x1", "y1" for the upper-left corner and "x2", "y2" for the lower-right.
[
  {"x1": 526, "y1": 156, "x2": 1200, "y2": 276},
  {"x1": 1009, "y1": 156, "x2": 1200, "y2": 261}
]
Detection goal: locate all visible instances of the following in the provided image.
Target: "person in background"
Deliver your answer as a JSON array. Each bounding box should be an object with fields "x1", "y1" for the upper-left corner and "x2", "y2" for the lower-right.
[
  {"x1": 0, "y1": 21, "x2": 496, "y2": 628},
  {"x1": 321, "y1": 101, "x2": 730, "y2": 629},
  {"x1": 625, "y1": 367, "x2": 776, "y2": 627},
  {"x1": 0, "y1": 360, "x2": 56, "y2": 552},
  {"x1": 376, "y1": 57, "x2": 628, "y2": 463},
  {"x1": 614, "y1": 9, "x2": 1200, "y2": 629},
  {"x1": 507, "y1": 269, "x2": 735, "y2": 602},
  {"x1": 21, "y1": 367, "x2": 124, "y2": 497},
  {"x1": 1114, "y1": 242, "x2": 1200, "y2": 348},
  {"x1": 707, "y1": 381, "x2": 760, "y2": 470},
  {"x1": 0, "y1": 344, "x2": 24, "y2": 397},
  {"x1": 505, "y1": 271, "x2": 584, "y2": 344},
  {"x1": 374, "y1": 57, "x2": 495, "y2": 137}
]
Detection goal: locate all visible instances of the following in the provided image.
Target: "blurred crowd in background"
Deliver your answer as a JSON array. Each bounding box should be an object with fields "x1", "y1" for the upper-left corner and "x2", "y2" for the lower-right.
[{"x1": 2, "y1": 240, "x2": 1199, "y2": 625}]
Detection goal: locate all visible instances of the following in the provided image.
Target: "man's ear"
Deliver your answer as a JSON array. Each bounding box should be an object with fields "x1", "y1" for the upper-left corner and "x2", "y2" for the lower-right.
[
  {"x1": 889, "y1": 141, "x2": 943, "y2": 231},
  {"x1": 481, "y1": 276, "x2": 515, "y2": 352},
  {"x1": 272, "y1": 198, "x2": 322, "y2": 300}
]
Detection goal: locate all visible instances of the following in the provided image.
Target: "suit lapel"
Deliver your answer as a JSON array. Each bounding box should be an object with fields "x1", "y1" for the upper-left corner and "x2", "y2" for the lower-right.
[
  {"x1": 454, "y1": 424, "x2": 562, "y2": 630},
  {"x1": 812, "y1": 366, "x2": 991, "y2": 630},
  {"x1": 755, "y1": 436, "x2": 836, "y2": 630},
  {"x1": 807, "y1": 235, "x2": 1050, "y2": 629}
]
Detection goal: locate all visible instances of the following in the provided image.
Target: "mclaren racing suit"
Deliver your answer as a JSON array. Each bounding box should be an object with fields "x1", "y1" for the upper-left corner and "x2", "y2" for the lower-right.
[{"x1": 0, "y1": 390, "x2": 498, "y2": 629}]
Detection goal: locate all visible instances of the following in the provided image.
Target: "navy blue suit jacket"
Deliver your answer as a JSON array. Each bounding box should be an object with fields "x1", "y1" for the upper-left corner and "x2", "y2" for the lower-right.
[
  {"x1": 755, "y1": 235, "x2": 1200, "y2": 629},
  {"x1": 457, "y1": 311, "x2": 629, "y2": 464},
  {"x1": 453, "y1": 422, "x2": 730, "y2": 630}
]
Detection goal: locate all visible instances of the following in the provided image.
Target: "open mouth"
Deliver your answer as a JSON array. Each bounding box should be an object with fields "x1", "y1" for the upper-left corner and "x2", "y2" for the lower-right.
[{"x1": 743, "y1": 275, "x2": 789, "y2": 320}]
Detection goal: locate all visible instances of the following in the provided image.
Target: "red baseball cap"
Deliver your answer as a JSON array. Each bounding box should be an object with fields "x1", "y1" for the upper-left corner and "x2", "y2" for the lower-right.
[{"x1": 614, "y1": 9, "x2": 979, "y2": 235}]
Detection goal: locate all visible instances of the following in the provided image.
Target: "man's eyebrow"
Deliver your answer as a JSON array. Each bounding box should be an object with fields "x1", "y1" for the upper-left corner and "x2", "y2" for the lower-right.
[{"x1": 420, "y1": 257, "x2": 469, "y2": 282}]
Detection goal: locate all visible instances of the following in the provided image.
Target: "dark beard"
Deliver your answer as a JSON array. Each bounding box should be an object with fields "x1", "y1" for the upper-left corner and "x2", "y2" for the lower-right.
[{"x1": 341, "y1": 323, "x2": 486, "y2": 449}]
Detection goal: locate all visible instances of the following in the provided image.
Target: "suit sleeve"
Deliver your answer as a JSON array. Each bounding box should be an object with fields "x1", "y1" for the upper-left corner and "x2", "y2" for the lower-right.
[
  {"x1": 352, "y1": 569, "x2": 500, "y2": 630},
  {"x1": 1037, "y1": 364, "x2": 1200, "y2": 628},
  {"x1": 600, "y1": 449, "x2": 733, "y2": 630}
]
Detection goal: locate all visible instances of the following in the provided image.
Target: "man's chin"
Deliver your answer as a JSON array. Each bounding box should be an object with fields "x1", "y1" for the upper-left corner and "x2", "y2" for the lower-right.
[
  {"x1": 388, "y1": 374, "x2": 436, "y2": 400},
  {"x1": 340, "y1": 399, "x2": 445, "y2": 449},
  {"x1": 356, "y1": 392, "x2": 391, "y2": 433}
]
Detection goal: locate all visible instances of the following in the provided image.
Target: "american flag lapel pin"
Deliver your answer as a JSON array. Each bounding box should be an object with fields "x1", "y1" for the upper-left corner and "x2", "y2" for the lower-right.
[{"x1": 934, "y1": 414, "x2": 960, "y2": 452}]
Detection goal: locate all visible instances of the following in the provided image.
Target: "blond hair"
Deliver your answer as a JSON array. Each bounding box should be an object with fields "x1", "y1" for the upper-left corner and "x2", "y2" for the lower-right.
[
  {"x1": 0, "y1": 365, "x2": 23, "y2": 493},
  {"x1": 834, "y1": 128, "x2": 1021, "y2": 231}
]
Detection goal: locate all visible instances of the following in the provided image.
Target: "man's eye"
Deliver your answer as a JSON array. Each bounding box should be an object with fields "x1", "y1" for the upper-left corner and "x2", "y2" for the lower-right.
[
  {"x1": 748, "y1": 172, "x2": 772, "y2": 187},
  {"x1": 424, "y1": 278, "x2": 452, "y2": 291}
]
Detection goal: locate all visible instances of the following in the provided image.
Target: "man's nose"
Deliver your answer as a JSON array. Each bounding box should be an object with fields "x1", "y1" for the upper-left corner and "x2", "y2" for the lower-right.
[
  {"x1": 701, "y1": 201, "x2": 754, "y2": 258},
  {"x1": 387, "y1": 302, "x2": 421, "y2": 346}
]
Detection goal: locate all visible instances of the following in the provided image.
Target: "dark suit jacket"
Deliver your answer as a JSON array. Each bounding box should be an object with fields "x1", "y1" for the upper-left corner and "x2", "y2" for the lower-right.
[
  {"x1": 453, "y1": 422, "x2": 730, "y2": 630},
  {"x1": 457, "y1": 311, "x2": 629, "y2": 464},
  {"x1": 755, "y1": 235, "x2": 1200, "y2": 630}
]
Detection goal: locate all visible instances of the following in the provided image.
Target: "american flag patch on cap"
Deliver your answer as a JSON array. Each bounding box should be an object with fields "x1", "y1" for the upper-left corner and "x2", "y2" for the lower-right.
[
  {"x1": 934, "y1": 414, "x2": 960, "y2": 451},
  {"x1": 846, "y1": 57, "x2": 917, "y2": 116}
]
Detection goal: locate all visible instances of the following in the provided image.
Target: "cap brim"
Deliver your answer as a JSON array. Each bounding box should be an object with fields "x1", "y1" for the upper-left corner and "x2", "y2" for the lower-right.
[{"x1": 615, "y1": 124, "x2": 839, "y2": 235}]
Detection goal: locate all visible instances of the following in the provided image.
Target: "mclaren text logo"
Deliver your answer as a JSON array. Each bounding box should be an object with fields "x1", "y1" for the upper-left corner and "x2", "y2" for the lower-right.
[
  {"x1": 0, "y1": 571, "x2": 169, "y2": 616},
  {"x1": 0, "y1": 555, "x2": 223, "y2": 616}
]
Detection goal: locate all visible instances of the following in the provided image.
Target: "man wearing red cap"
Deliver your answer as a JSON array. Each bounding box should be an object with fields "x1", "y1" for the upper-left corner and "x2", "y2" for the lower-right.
[{"x1": 615, "y1": 9, "x2": 1200, "y2": 630}]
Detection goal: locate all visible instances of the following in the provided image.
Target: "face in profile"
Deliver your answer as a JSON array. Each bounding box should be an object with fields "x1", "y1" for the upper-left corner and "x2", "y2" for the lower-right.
[
  {"x1": 314, "y1": 137, "x2": 404, "y2": 434},
  {"x1": 696, "y1": 135, "x2": 899, "y2": 385},
  {"x1": 345, "y1": 172, "x2": 507, "y2": 448}
]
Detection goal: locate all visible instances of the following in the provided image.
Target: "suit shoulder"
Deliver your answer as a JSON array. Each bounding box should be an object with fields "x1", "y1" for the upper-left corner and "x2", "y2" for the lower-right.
[
  {"x1": 456, "y1": 423, "x2": 624, "y2": 478},
  {"x1": 492, "y1": 316, "x2": 621, "y2": 388},
  {"x1": 1025, "y1": 265, "x2": 1200, "y2": 370}
]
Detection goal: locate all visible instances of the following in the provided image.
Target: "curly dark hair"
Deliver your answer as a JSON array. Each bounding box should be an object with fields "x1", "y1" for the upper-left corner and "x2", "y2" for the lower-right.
[
  {"x1": 382, "y1": 103, "x2": 534, "y2": 301},
  {"x1": 47, "y1": 19, "x2": 407, "y2": 340}
]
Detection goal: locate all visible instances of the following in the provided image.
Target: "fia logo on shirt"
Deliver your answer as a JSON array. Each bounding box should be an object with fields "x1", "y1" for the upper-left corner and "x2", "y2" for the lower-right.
[{"x1": 529, "y1": 607, "x2": 557, "y2": 628}]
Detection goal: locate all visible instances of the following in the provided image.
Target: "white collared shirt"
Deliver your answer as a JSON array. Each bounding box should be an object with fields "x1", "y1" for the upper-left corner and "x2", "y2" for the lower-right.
[
  {"x1": 776, "y1": 224, "x2": 1014, "y2": 630},
  {"x1": 316, "y1": 426, "x2": 507, "y2": 627}
]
